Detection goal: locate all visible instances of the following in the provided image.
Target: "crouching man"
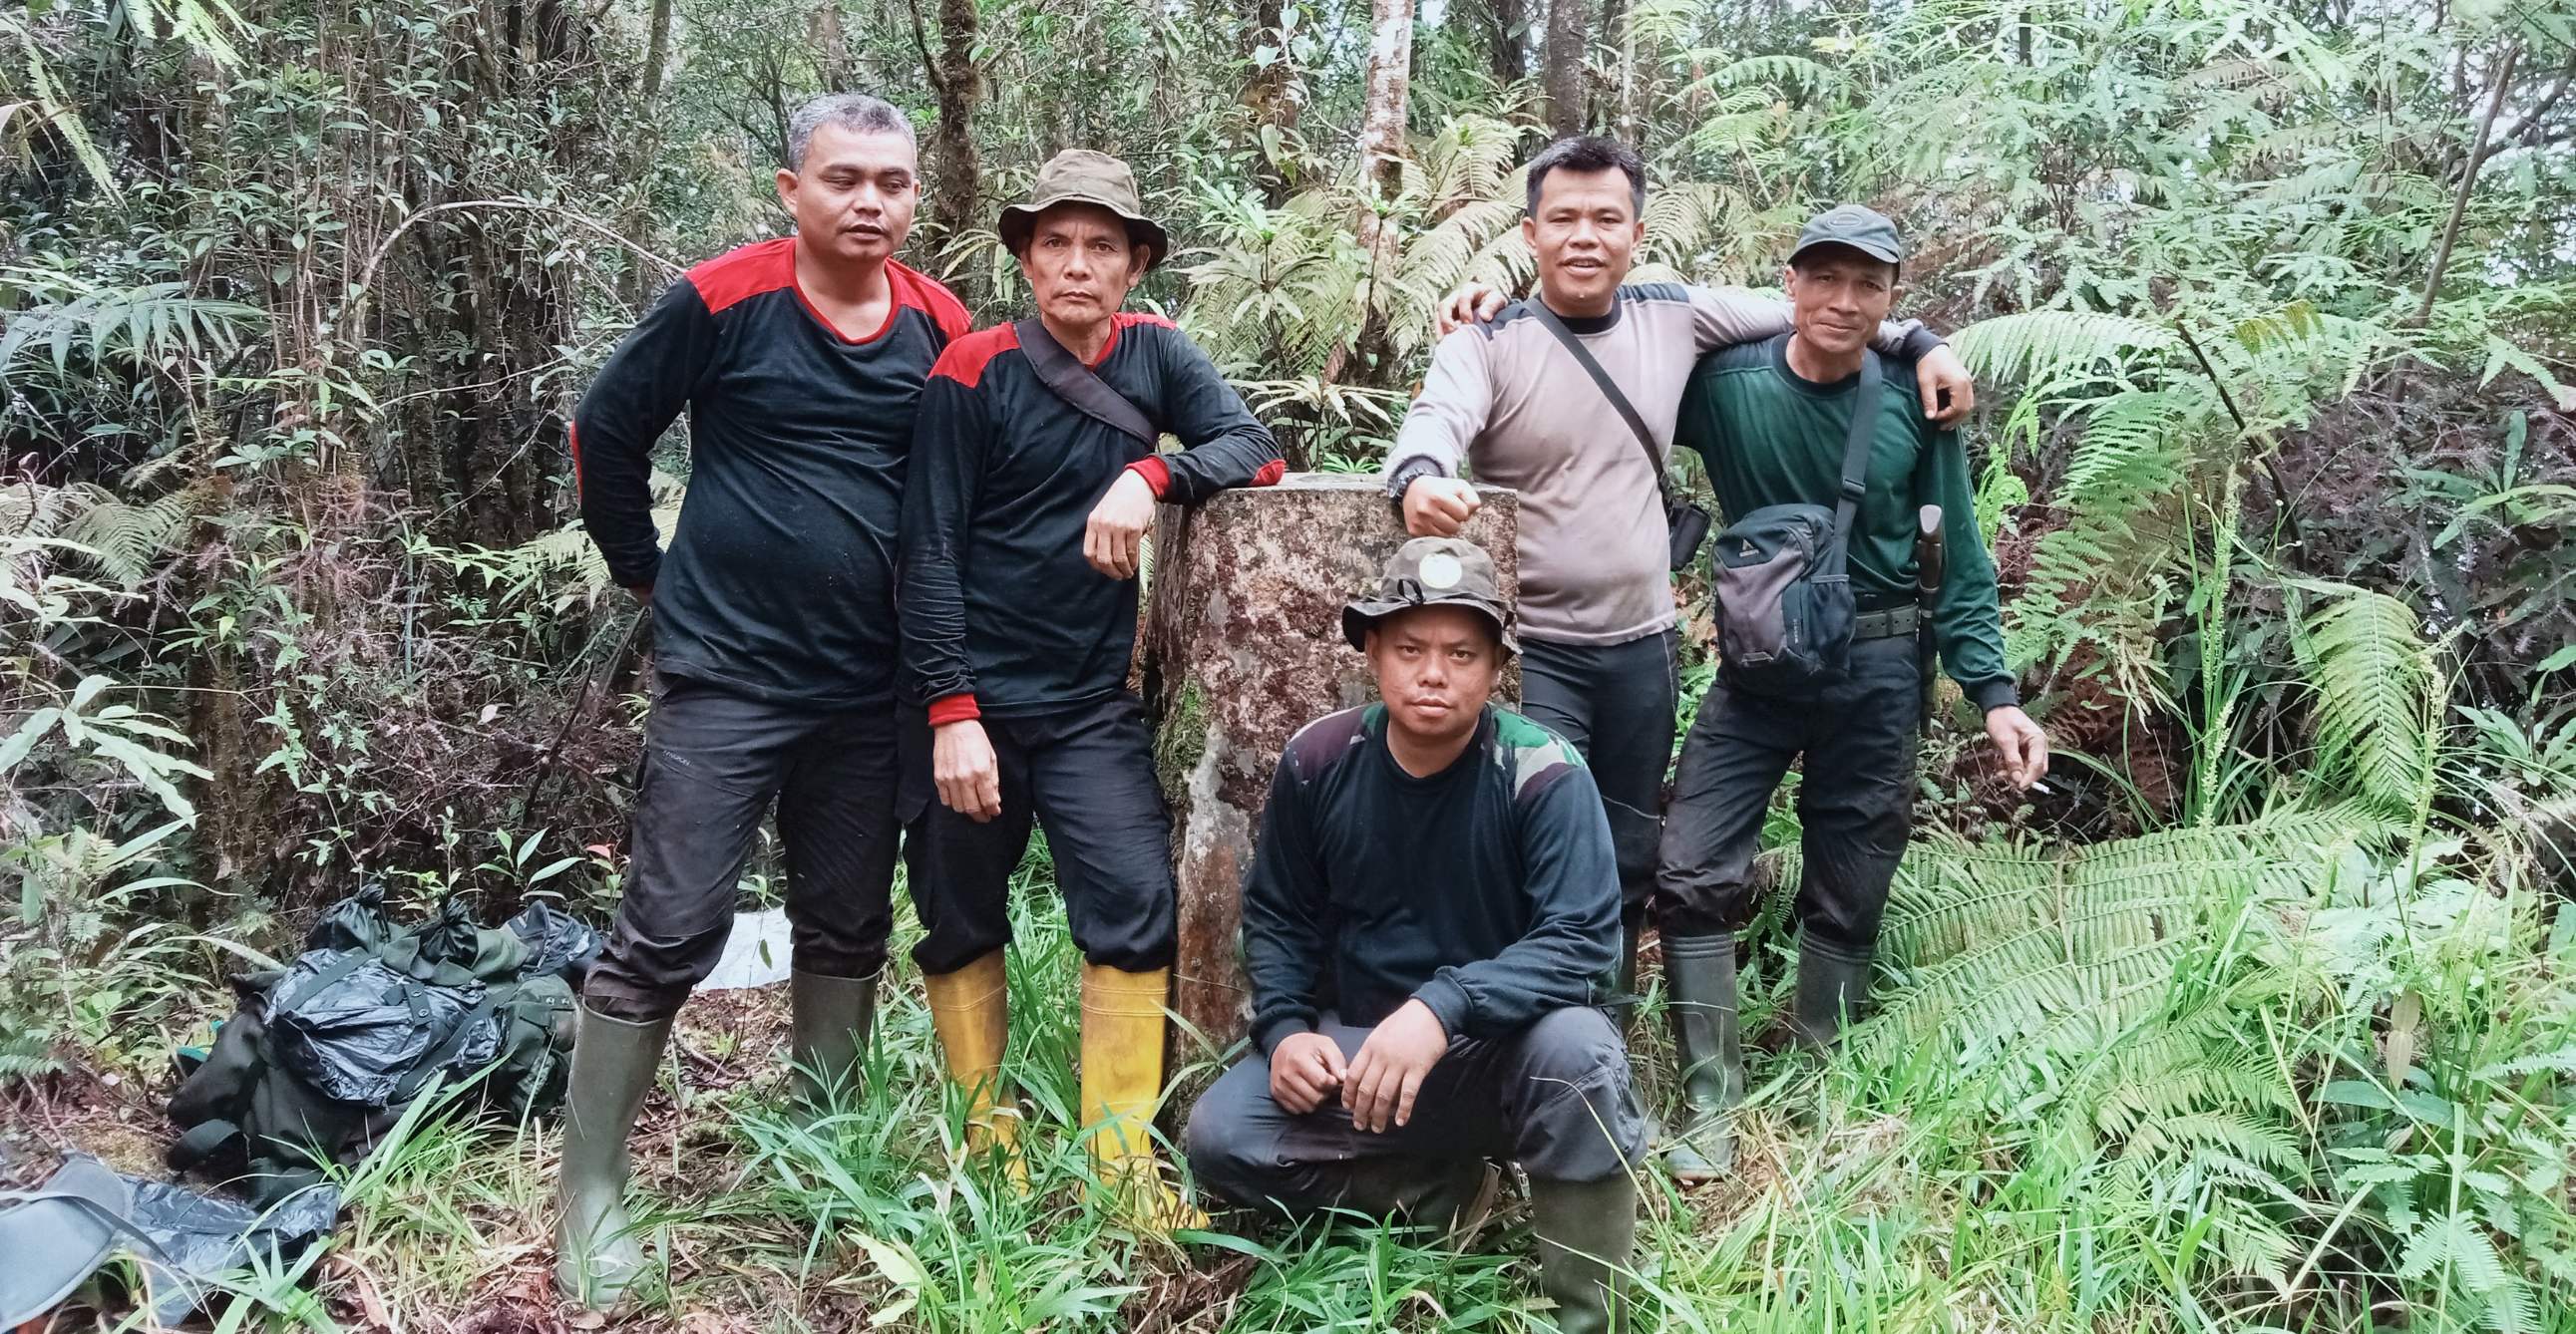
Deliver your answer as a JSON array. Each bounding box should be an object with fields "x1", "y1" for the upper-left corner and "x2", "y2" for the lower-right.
[{"x1": 1187, "y1": 537, "x2": 1646, "y2": 1334}]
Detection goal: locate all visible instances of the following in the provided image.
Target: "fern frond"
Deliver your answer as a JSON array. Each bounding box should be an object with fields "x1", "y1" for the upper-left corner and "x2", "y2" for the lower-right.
[
  {"x1": 2296, "y1": 589, "x2": 2438, "y2": 817},
  {"x1": 1950, "y1": 310, "x2": 2177, "y2": 386}
]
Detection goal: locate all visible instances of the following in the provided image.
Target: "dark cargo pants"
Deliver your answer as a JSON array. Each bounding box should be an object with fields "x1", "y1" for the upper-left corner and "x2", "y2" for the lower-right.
[
  {"x1": 1519, "y1": 630, "x2": 1679, "y2": 915},
  {"x1": 584, "y1": 675, "x2": 902, "y2": 1022},
  {"x1": 1186, "y1": 1007, "x2": 1647, "y2": 1217},
  {"x1": 1655, "y1": 633, "x2": 1921, "y2": 950},
  {"x1": 899, "y1": 691, "x2": 1178, "y2": 976}
]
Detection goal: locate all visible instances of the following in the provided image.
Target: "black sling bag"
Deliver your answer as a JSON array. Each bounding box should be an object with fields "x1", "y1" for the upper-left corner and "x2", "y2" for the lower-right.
[
  {"x1": 1706, "y1": 350, "x2": 1884, "y2": 697},
  {"x1": 1526, "y1": 300, "x2": 1712, "y2": 570},
  {"x1": 1015, "y1": 317, "x2": 1160, "y2": 449}
]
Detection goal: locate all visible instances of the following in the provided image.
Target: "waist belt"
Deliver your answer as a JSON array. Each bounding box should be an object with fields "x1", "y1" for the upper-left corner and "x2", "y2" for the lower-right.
[{"x1": 1853, "y1": 604, "x2": 1923, "y2": 640}]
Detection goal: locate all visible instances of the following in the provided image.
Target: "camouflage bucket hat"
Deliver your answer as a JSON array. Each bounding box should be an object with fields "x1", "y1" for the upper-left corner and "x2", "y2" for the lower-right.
[
  {"x1": 998, "y1": 149, "x2": 1171, "y2": 269},
  {"x1": 1342, "y1": 536, "x2": 1518, "y2": 654}
]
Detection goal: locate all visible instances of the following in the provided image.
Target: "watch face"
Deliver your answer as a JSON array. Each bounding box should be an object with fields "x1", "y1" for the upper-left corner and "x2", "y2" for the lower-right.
[{"x1": 1418, "y1": 552, "x2": 1464, "y2": 590}]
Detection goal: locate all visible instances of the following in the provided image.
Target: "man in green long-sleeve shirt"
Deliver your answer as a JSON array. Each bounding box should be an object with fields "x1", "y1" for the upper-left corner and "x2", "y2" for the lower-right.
[{"x1": 1656, "y1": 206, "x2": 2049, "y2": 1180}]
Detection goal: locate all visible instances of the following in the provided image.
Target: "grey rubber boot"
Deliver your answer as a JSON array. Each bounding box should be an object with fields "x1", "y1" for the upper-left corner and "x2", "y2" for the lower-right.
[
  {"x1": 554, "y1": 1004, "x2": 671, "y2": 1313},
  {"x1": 1790, "y1": 932, "x2": 1874, "y2": 1047},
  {"x1": 1660, "y1": 932, "x2": 1743, "y2": 1182},
  {"x1": 789, "y1": 969, "x2": 880, "y2": 1108},
  {"x1": 1530, "y1": 1173, "x2": 1637, "y2": 1334}
]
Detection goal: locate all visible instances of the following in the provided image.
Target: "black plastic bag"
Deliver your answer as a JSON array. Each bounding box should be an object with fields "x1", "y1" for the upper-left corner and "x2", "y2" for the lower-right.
[
  {"x1": 302, "y1": 881, "x2": 394, "y2": 954},
  {"x1": 506, "y1": 894, "x2": 603, "y2": 984},
  {"x1": 124, "y1": 1175, "x2": 339, "y2": 1324},
  {"x1": 266, "y1": 950, "x2": 499, "y2": 1108}
]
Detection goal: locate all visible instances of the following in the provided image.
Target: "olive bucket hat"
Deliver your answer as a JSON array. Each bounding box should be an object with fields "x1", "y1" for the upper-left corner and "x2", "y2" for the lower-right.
[
  {"x1": 998, "y1": 149, "x2": 1171, "y2": 269},
  {"x1": 1342, "y1": 536, "x2": 1519, "y2": 654}
]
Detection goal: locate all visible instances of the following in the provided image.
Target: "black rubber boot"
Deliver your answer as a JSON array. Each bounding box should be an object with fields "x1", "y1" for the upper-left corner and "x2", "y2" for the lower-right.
[
  {"x1": 554, "y1": 1004, "x2": 671, "y2": 1313},
  {"x1": 1660, "y1": 932, "x2": 1742, "y2": 1183},
  {"x1": 1790, "y1": 932, "x2": 1874, "y2": 1047},
  {"x1": 1530, "y1": 1173, "x2": 1636, "y2": 1334},
  {"x1": 789, "y1": 969, "x2": 880, "y2": 1108}
]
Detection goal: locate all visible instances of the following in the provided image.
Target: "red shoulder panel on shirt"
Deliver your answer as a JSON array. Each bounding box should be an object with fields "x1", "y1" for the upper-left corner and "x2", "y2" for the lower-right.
[
  {"x1": 890, "y1": 261, "x2": 973, "y2": 343},
  {"x1": 929, "y1": 322, "x2": 1021, "y2": 389},
  {"x1": 685, "y1": 238, "x2": 798, "y2": 314},
  {"x1": 1114, "y1": 312, "x2": 1180, "y2": 331}
]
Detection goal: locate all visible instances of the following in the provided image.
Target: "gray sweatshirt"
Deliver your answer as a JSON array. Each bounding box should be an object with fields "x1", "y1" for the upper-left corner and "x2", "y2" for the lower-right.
[{"x1": 1384, "y1": 284, "x2": 1938, "y2": 646}]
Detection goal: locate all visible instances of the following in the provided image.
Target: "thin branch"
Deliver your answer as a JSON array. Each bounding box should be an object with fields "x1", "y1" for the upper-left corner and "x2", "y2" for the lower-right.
[
  {"x1": 2412, "y1": 43, "x2": 2521, "y2": 328},
  {"x1": 2482, "y1": 60, "x2": 2575, "y2": 165},
  {"x1": 342, "y1": 198, "x2": 682, "y2": 347},
  {"x1": 2176, "y1": 322, "x2": 2305, "y2": 554},
  {"x1": 904, "y1": 0, "x2": 947, "y2": 99}
]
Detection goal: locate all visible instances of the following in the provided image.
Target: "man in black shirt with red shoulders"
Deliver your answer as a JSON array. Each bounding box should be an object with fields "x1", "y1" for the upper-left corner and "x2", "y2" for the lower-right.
[
  {"x1": 900, "y1": 150, "x2": 1281, "y2": 1228},
  {"x1": 556, "y1": 94, "x2": 967, "y2": 1312}
]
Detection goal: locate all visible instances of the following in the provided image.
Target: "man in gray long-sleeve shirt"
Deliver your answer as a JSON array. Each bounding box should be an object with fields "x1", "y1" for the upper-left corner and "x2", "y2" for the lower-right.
[{"x1": 1386, "y1": 135, "x2": 1976, "y2": 1010}]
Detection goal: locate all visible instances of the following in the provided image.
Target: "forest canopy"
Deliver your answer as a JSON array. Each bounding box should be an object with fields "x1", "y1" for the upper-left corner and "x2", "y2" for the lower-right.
[{"x1": 6, "y1": 0, "x2": 2576, "y2": 1329}]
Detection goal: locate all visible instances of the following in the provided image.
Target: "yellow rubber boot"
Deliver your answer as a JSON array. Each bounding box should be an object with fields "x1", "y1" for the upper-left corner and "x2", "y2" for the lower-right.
[
  {"x1": 922, "y1": 951, "x2": 1025, "y2": 1185},
  {"x1": 1079, "y1": 963, "x2": 1207, "y2": 1231}
]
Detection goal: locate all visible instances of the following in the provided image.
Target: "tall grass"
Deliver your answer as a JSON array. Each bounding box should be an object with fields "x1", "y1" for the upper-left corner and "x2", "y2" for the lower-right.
[{"x1": 75, "y1": 822, "x2": 2576, "y2": 1333}]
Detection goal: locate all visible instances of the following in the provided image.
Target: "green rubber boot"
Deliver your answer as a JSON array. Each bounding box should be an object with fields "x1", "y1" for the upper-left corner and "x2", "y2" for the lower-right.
[
  {"x1": 1609, "y1": 906, "x2": 1645, "y2": 1035},
  {"x1": 1790, "y1": 932, "x2": 1873, "y2": 1047},
  {"x1": 1660, "y1": 932, "x2": 1743, "y2": 1183},
  {"x1": 789, "y1": 969, "x2": 880, "y2": 1109},
  {"x1": 553, "y1": 1004, "x2": 670, "y2": 1313},
  {"x1": 1530, "y1": 1173, "x2": 1637, "y2": 1334}
]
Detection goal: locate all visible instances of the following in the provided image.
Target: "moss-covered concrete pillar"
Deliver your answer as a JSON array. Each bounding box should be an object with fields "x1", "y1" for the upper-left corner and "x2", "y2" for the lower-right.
[{"x1": 1143, "y1": 473, "x2": 1519, "y2": 1061}]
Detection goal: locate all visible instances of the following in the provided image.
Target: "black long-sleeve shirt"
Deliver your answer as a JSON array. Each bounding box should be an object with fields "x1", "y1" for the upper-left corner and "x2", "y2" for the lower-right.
[
  {"x1": 1242, "y1": 703, "x2": 1622, "y2": 1056},
  {"x1": 572, "y1": 239, "x2": 969, "y2": 706},
  {"x1": 901, "y1": 313, "x2": 1282, "y2": 719}
]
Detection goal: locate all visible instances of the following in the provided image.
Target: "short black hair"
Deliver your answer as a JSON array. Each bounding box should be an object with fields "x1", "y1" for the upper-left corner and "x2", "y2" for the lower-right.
[{"x1": 1525, "y1": 136, "x2": 1647, "y2": 218}]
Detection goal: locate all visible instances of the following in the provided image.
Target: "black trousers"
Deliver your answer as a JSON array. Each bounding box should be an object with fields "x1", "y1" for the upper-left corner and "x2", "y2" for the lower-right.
[
  {"x1": 584, "y1": 675, "x2": 902, "y2": 1022},
  {"x1": 1655, "y1": 634, "x2": 1921, "y2": 949},
  {"x1": 1519, "y1": 630, "x2": 1679, "y2": 915},
  {"x1": 1186, "y1": 1008, "x2": 1646, "y2": 1216},
  {"x1": 899, "y1": 691, "x2": 1178, "y2": 976}
]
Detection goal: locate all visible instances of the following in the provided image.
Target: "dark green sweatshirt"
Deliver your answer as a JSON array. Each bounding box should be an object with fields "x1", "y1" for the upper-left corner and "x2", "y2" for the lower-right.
[
  {"x1": 1676, "y1": 333, "x2": 2017, "y2": 710},
  {"x1": 1240, "y1": 703, "x2": 1621, "y2": 1056}
]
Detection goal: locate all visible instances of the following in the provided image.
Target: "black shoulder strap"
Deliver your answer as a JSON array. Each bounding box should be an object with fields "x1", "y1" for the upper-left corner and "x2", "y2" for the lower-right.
[
  {"x1": 1524, "y1": 298, "x2": 1674, "y2": 509},
  {"x1": 1015, "y1": 317, "x2": 1159, "y2": 446},
  {"x1": 1832, "y1": 351, "x2": 1885, "y2": 539}
]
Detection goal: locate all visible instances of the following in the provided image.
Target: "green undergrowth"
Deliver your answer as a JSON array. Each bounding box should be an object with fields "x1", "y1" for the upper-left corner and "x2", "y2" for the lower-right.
[{"x1": 124, "y1": 813, "x2": 2570, "y2": 1334}]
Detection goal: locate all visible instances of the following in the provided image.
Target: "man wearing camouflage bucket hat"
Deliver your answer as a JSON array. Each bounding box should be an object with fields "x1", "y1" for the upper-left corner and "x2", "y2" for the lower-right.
[
  {"x1": 899, "y1": 147, "x2": 1282, "y2": 1228},
  {"x1": 1187, "y1": 536, "x2": 1645, "y2": 1334}
]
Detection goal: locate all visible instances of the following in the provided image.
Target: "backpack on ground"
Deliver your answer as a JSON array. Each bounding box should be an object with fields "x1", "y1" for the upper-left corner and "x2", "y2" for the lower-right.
[{"x1": 166, "y1": 885, "x2": 598, "y2": 1205}]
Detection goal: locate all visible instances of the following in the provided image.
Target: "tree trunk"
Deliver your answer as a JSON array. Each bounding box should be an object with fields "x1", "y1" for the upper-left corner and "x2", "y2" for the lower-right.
[
  {"x1": 1341, "y1": 0, "x2": 1412, "y2": 386},
  {"x1": 813, "y1": 1, "x2": 851, "y2": 91},
  {"x1": 1544, "y1": 0, "x2": 1587, "y2": 137},
  {"x1": 1143, "y1": 474, "x2": 1521, "y2": 1062},
  {"x1": 1482, "y1": 0, "x2": 1528, "y2": 85},
  {"x1": 918, "y1": 0, "x2": 983, "y2": 247},
  {"x1": 639, "y1": 0, "x2": 673, "y2": 103},
  {"x1": 1358, "y1": 0, "x2": 1413, "y2": 203},
  {"x1": 1243, "y1": 0, "x2": 1299, "y2": 202}
]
